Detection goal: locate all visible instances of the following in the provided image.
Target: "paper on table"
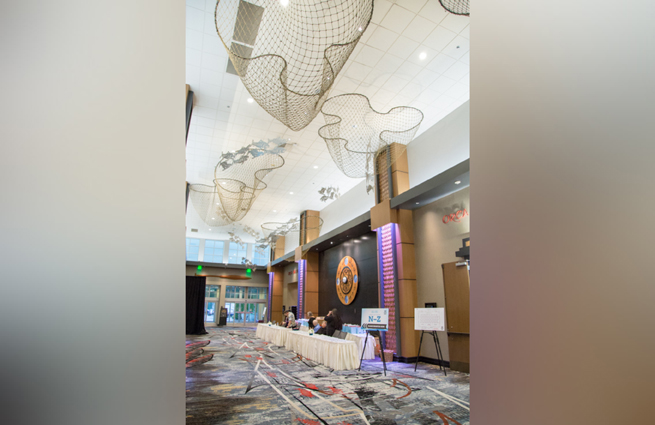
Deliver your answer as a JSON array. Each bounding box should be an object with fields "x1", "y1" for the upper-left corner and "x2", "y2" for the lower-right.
[{"x1": 414, "y1": 308, "x2": 445, "y2": 331}]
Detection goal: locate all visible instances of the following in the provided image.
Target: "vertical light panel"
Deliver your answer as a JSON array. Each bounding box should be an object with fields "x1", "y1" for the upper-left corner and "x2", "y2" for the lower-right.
[
  {"x1": 297, "y1": 259, "x2": 306, "y2": 320},
  {"x1": 378, "y1": 223, "x2": 398, "y2": 353},
  {"x1": 267, "y1": 272, "x2": 274, "y2": 322}
]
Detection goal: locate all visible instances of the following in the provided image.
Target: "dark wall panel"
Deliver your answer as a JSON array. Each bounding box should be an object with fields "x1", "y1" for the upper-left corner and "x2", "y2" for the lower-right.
[{"x1": 318, "y1": 232, "x2": 379, "y2": 324}]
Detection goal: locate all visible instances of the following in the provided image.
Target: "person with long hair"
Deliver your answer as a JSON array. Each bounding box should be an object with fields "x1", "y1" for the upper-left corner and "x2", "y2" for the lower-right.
[{"x1": 324, "y1": 308, "x2": 343, "y2": 337}]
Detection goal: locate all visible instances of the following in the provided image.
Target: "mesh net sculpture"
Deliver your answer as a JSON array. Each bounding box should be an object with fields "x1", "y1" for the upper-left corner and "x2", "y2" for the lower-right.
[
  {"x1": 214, "y1": 0, "x2": 373, "y2": 131},
  {"x1": 188, "y1": 138, "x2": 292, "y2": 227},
  {"x1": 439, "y1": 0, "x2": 470, "y2": 16},
  {"x1": 318, "y1": 93, "x2": 424, "y2": 193}
]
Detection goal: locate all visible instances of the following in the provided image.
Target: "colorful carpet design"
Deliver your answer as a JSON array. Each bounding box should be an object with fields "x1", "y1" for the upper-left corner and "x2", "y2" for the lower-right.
[{"x1": 186, "y1": 327, "x2": 469, "y2": 424}]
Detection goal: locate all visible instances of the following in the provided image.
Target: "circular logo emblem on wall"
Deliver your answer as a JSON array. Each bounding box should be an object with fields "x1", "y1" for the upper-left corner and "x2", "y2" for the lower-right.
[{"x1": 336, "y1": 256, "x2": 358, "y2": 305}]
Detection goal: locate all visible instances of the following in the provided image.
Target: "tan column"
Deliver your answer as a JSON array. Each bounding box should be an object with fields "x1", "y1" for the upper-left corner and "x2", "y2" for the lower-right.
[
  {"x1": 270, "y1": 266, "x2": 284, "y2": 323},
  {"x1": 304, "y1": 252, "x2": 319, "y2": 317},
  {"x1": 371, "y1": 143, "x2": 418, "y2": 359},
  {"x1": 300, "y1": 210, "x2": 321, "y2": 245},
  {"x1": 273, "y1": 237, "x2": 285, "y2": 260},
  {"x1": 396, "y1": 209, "x2": 419, "y2": 358}
]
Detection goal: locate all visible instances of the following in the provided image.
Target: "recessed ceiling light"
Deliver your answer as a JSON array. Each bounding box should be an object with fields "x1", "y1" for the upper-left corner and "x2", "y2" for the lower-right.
[
  {"x1": 212, "y1": 217, "x2": 215, "y2": 219},
  {"x1": 455, "y1": 180, "x2": 461, "y2": 185},
  {"x1": 419, "y1": 52, "x2": 427, "y2": 60},
  {"x1": 290, "y1": 192, "x2": 294, "y2": 194},
  {"x1": 247, "y1": 98, "x2": 254, "y2": 103},
  {"x1": 273, "y1": 210, "x2": 277, "y2": 212},
  {"x1": 330, "y1": 242, "x2": 333, "y2": 244},
  {"x1": 313, "y1": 165, "x2": 318, "y2": 169},
  {"x1": 416, "y1": 202, "x2": 420, "y2": 205},
  {"x1": 280, "y1": 0, "x2": 289, "y2": 7}
]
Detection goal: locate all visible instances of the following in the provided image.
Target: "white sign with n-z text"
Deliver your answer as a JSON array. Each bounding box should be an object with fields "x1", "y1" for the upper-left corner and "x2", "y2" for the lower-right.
[{"x1": 361, "y1": 308, "x2": 389, "y2": 331}]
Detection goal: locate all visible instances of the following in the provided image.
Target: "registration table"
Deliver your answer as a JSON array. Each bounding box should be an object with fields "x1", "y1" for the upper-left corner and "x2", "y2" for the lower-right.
[
  {"x1": 284, "y1": 330, "x2": 359, "y2": 370},
  {"x1": 345, "y1": 333, "x2": 376, "y2": 360},
  {"x1": 256, "y1": 324, "x2": 292, "y2": 347}
]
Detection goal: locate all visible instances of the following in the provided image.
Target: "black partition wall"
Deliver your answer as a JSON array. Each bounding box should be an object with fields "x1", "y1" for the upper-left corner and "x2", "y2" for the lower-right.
[{"x1": 318, "y1": 232, "x2": 379, "y2": 325}]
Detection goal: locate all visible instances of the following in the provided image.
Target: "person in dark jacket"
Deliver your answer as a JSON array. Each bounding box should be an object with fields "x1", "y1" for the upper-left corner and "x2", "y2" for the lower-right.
[
  {"x1": 324, "y1": 308, "x2": 343, "y2": 337},
  {"x1": 306, "y1": 311, "x2": 317, "y2": 329}
]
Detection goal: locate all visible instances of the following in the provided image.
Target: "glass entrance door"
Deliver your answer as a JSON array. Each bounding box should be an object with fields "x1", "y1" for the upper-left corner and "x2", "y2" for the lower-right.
[
  {"x1": 225, "y1": 286, "x2": 267, "y2": 326},
  {"x1": 204, "y1": 285, "x2": 220, "y2": 324}
]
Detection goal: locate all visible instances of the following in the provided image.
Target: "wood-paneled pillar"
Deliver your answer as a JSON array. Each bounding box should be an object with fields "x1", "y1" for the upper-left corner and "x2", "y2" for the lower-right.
[
  {"x1": 300, "y1": 210, "x2": 321, "y2": 245},
  {"x1": 273, "y1": 237, "x2": 285, "y2": 260},
  {"x1": 304, "y1": 252, "x2": 319, "y2": 317},
  {"x1": 370, "y1": 143, "x2": 418, "y2": 360},
  {"x1": 269, "y1": 266, "x2": 284, "y2": 324}
]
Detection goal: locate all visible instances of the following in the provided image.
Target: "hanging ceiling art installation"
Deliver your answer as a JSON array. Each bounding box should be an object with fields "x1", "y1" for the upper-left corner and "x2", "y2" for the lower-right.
[
  {"x1": 439, "y1": 0, "x2": 470, "y2": 16},
  {"x1": 214, "y1": 0, "x2": 373, "y2": 131},
  {"x1": 318, "y1": 93, "x2": 424, "y2": 194},
  {"x1": 188, "y1": 138, "x2": 293, "y2": 227},
  {"x1": 318, "y1": 186, "x2": 340, "y2": 202}
]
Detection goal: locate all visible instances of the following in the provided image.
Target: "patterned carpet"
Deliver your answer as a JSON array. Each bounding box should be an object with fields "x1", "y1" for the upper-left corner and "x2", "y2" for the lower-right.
[{"x1": 186, "y1": 327, "x2": 470, "y2": 425}]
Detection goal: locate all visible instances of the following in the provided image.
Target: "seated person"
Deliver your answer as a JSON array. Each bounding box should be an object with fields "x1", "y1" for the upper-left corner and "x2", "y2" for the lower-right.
[
  {"x1": 306, "y1": 311, "x2": 318, "y2": 329},
  {"x1": 284, "y1": 310, "x2": 296, "y2": 328},
  {"x1": 315, "y1": 321, "x2": 328, "y2": 335}
]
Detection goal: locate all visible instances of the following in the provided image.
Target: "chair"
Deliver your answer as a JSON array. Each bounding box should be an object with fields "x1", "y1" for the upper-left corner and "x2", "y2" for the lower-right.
[
  {"x1": 336, "y1": 330, "x2": 348, "y2": 340},
  {"x1": 332, "y1": 330, "x2": 343, "y2": 339}
]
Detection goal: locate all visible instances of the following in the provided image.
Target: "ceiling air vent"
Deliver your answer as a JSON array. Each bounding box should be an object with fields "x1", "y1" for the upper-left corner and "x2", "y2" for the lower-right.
[
  {"x1": 191, "y1": 228, "x2": 198, "y2": 233},
  {"x1": 225, "y1": 0, "x2": 263, "y2": 76}
]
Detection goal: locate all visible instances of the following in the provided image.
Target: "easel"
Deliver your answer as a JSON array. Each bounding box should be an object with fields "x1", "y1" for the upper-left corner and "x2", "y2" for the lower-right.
[
  {"x1": 415, "y1": 330, "x2": 446, "y2": 376},
  {"x1": 358, "y1": 329, "x2": 387, "y2": 376}
]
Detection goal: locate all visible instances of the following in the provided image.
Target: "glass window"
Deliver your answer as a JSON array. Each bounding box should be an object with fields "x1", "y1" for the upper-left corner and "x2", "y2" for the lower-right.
[
  {"x1": 186, "y1": 238, "x2": 200, "y2": 261},
  {"x1": 225, "y1": 285, "x2": 246, "y2": 299},
  {"x1": 204, "y1": 240, "x2": 225, "y2": 263},
  {"x1": 247, "y1": 287, "x2": 267, "y2": 300},
  {"x1": 228, "y1": 242, "x2": 247, "y2": 264},
  {"x1": 253, "y1": 246, "x2": 270, "y2": 266},
  {"x1": 205, "y1": 285, "x2": 219, "y2": 299}
]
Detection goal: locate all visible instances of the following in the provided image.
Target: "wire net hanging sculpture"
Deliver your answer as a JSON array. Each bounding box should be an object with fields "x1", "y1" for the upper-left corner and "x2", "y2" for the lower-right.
[
  {"x1": 439, "y1": 0, "x2": 470, "y2": 16},
  {"x1": 188, "y1": 184, "x2": 234, "y2": 227},
  {"x1": 318, "y1": 93, "x2": 424, "y2": 193},
  {"x1": 188, "y1": 138, "x2": 293, "y2": 227},
  {"x1": 214, "y1": 0, "x2": 373, "y2": 131}
]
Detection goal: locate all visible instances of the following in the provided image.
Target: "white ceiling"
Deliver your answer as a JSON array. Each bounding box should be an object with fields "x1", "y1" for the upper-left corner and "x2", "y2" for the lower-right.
[{"x1": 185, "y1": 0, "x2": 469, "y2": 242}]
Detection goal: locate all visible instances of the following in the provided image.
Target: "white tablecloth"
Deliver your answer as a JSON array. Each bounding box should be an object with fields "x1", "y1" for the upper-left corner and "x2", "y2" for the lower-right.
[
  {"x1": 345, "y1": 333, "x2": 376, "y2": 360},
  {"x1": 256, "y1": 324, "x2": 292, "y2": 346},
  {"x1": 284, "y1": 331, "x2": 359, "y2": 370}
]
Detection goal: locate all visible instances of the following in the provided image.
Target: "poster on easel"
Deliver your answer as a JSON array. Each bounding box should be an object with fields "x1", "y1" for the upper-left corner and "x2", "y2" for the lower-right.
[
  {"x1": 361, "y1": 308, "x2": 389, "y2": 331},
  {"x1": 414, "y1": 308, "x2": 445, "y2": 331}
]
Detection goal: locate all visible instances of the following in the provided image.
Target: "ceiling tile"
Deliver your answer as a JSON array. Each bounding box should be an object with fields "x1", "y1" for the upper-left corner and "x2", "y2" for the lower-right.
[
  {"x1": 186, "y1": 29, "x2": 204, "y2": 51},
  {"x1": 371, "y1": 0, "x2": 393, "y2": 25},
  {"x1": 459, "y1": 24, "x2": 470, "y2": 40},
  {"x1": 403, "y1": 15, "x2": 438, "y2": 43},
  {"x1": 387, "y1": 36, "x2": 421, "y2": 61},
  {"x1": 186, "y1": 6, "x2": 205, "y2": 31},
  {"x1": 200, "y1": 53, "x2": 226, "y2": 72},
  {"x1": 425, "y1": 53, "x2": 456, "y2": 74},
  {"x1": 396, "y1": 61, "x2": 423, "y2": 80},
  {"x1": 442, "y1": 36, "x2": 470, "y2": 60},
  {"x1": 365, "y1": 26, "x2": 399, "y2": 52},
  {"x1": 424, "y1": 26, "x2": 457, "y2": 52},
  {"x1": 443, "y1": 61, "x2": 469, "y2": 81},
  {"x1": 419, "y1": 0, "x2": 449, "y2": 24},
  {"x1": 186, "y1": 48, "x2": 202, "y2": 67},
  {"x1": 429, "y1": 75, "x2": 458, "y2": 93},
  {"x1": 413, "y1": 68, "x2": 440, "y2": 88},
  {"x1": 375, "y1": 54, "x2": 404, "y2": 74},
  {"x1": 439, "y1": 12, "x2": 470, "y2": 34},
  {"x1": 384, "y1": 74, "x2": 410, "y2": 92},
  {"x1": 344, "y1": 62, "x2": 373, "y2": 83},
  {"x1": 354, "y1": 45, "x2": 386, "y2": 68},
  {"x1": 379, "y1": 5, "x2": 415, "y2": 34},
  {"x1": 401, "y1": 0, "x2": 429, "y2": 13}
]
